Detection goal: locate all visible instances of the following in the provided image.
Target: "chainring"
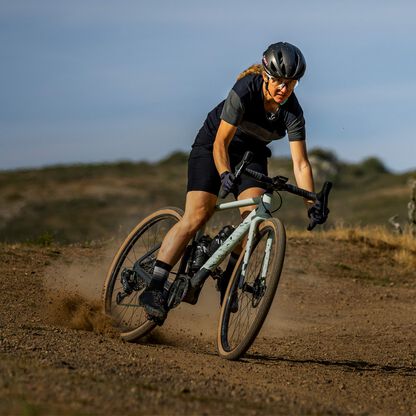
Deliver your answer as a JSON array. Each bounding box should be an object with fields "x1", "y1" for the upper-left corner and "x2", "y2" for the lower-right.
[{"x1": 166, "y1": 275, "x2": 190, "y2": 309}]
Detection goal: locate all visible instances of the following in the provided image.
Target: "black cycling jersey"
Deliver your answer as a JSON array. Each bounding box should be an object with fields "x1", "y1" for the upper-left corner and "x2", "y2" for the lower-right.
[
  {"x1": 187, "y1": 73, "x2": 306, "y2": 196},
  {"x1": 193, "y1": 73, "x2": 306, "y2": 153}
]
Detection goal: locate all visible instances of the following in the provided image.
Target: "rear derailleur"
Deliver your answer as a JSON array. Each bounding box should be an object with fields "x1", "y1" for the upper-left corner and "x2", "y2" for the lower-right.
[{"x1": 116, "y1": 262, "x2": 150, "y2": 304}]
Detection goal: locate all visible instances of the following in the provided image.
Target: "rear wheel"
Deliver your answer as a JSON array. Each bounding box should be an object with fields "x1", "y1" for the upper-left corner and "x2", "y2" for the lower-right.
[
  {"x1": 102, "y1": 207, "x2": 183, "y2": 341},
  {"x1": 217, "y1": 218, "x2": 286, "y2": 360}
]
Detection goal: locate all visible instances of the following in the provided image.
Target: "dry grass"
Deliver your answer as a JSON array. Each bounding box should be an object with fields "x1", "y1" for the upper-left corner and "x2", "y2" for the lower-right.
[{"x1": 287, "y1": 225, "x2": 416, "y2": 272}]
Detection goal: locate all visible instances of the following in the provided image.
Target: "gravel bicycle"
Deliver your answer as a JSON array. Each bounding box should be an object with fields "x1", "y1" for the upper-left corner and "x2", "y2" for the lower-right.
[{"x1": 102, "y1": 152, "x2": 332, "y2": 360}]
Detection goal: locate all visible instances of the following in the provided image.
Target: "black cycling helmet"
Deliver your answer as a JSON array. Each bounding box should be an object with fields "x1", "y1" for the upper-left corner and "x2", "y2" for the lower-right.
[{"x1": 262, "y1": 42, "x2": 306, "y2": 80}]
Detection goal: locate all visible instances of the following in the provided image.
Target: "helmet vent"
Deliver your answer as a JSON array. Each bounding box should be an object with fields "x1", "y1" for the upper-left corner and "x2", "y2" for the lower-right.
[{"x1": 262, "y1": 42, "x2": 306, "y2": 80}]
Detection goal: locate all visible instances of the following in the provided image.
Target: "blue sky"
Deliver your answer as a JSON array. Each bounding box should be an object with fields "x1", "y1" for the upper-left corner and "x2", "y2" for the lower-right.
[{"x1": 1, "y1": 0, "x2": 415, "y2": 171}]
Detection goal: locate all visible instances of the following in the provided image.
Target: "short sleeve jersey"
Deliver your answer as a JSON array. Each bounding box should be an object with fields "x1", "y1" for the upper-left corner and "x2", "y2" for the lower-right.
[
  {"x1": 220, "y1": 74, "x2": 306, "y2": 143},
  {"x1": 195, "y1": 73, "x2": 305, "y2": 149}
]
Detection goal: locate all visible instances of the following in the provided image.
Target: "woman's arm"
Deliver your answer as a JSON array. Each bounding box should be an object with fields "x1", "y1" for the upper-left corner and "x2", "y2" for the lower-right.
[
  {"x1": 213, "y1": 120, "x2": 237, "y2": 175},
  {"x1": 289, "y1": 140, "x2": 315, "y2": 207}
]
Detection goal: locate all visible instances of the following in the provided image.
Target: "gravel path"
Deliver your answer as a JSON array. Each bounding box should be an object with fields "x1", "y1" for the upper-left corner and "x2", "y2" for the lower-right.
[{"x1": 1, "y1": 239, "x2": 415, "y2": 415}]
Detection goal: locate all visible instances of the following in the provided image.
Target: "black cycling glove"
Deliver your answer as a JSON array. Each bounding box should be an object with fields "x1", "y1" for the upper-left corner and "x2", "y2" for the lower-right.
[
  {"x1": 307, "y1": 200, "x2": 329, "y2": 231},
  {"x1": 220, "y1": 171, "x2": 237, "y2": 195}
]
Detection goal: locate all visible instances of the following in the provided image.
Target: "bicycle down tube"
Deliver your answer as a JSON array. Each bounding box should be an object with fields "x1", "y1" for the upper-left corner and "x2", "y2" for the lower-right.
[{"x1": 194, "y1": 192, "x2": 274, "y2": 276}]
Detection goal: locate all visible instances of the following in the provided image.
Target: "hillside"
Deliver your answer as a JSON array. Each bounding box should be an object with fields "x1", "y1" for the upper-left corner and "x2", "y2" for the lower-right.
[{"x1": 0, "y1": 149, "x2": 415, "y2": 244}]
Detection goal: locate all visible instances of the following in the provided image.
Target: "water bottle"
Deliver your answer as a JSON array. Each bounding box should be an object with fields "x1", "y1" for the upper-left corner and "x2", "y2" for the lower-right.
[
  {"x1": 209, "y1": 225, "x2": 235, "y2": 256},
  {"x1": 190, "y1": 235, "x2": 212, "y2": 272}
]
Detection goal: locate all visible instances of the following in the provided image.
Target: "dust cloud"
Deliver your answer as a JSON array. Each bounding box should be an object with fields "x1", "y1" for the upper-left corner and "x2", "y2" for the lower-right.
[
  {"x1": 41, "y1": 240, "x2": 296, "y2": 344},
  {"x1": 163, "y1": 279, "x2": 221, "y2": 338},
  {"x1": 46, "y1": 293, "x2": 118, "y2": 337},
  {"x1": 43, "y1": 244, "x2": 118, "y2": 334},
  {"x1": 42, "y1": 243, "x2": 222, "y2": 342}
]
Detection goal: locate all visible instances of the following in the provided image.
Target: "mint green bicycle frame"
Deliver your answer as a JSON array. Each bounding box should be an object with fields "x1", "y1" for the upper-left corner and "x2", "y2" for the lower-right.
[{"x1": 192, "y1": 191, "x2": 276, "y2": 286}]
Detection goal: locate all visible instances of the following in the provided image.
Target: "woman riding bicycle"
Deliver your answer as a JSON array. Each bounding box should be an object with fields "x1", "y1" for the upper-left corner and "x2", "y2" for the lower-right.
[{"x1": 139, "y1": 41, "x2": 327, "y2": 321}]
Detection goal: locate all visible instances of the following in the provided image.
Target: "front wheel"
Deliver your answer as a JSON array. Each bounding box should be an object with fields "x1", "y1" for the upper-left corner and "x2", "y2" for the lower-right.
[
  {"x1": 102, "y1": 207, "x2": 183, "y2": 341},
  {"x1": 217, "y1": 218, "x2": 286, "y2": 360}
]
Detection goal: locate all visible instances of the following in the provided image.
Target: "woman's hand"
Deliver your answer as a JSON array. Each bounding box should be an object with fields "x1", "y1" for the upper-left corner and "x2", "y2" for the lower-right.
[
  {"x1": 307, "y1": 200, "x2": 330, "y2": 230},
  {"x1": 220, "y1": 171, "x2": 237, "y2": 194}
]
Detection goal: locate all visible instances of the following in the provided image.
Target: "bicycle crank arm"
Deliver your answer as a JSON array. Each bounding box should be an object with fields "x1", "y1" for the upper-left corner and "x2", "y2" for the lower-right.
[{"x1": 182, "y1": 268, "x2": 211, "y2": 305}]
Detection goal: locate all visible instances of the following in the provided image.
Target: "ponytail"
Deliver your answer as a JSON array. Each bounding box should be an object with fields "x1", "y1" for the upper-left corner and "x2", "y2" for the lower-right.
[{"x1": 237, "y1": 64, "x2": 263, "y2": 80}]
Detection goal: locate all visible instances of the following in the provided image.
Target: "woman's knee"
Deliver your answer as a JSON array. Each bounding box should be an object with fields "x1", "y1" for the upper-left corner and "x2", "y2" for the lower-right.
[
  {"x1": 238, "y1": 187, "x2": 265, "y2": 218},
  {"x1": 181, "y1": 191, "x2": 217, "y2": 232},
  {"x1": 182, "y1": 207, "x2": 213, "y2": 233}
]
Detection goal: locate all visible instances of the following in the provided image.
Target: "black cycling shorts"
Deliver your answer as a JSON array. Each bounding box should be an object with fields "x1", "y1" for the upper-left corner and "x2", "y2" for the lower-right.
[{"x1": 187, "y1": 144, "x2": 269, "y2": 197}]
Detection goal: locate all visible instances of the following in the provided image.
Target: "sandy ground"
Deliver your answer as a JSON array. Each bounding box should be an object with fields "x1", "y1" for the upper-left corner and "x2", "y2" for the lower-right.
[{"x1": 0, "y1": 237, "x2": 415, "y2": 415}]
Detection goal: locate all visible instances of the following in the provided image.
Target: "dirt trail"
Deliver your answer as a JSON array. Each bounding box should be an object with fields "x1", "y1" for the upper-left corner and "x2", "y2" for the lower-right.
[{"x1": 0, "y1": 238, "x2": 415, "y2": 415}]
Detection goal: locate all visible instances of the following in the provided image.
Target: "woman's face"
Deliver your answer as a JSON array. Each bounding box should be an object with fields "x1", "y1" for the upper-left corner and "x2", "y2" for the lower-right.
[{"x1": 263, "y1": 73, "x2": 298, "y2": 104}]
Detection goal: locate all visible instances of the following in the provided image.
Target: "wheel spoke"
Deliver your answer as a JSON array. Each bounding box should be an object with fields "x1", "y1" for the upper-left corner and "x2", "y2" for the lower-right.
[
  {"x1": 218, "y1": 219, "x2": 286, "y2": 359},
  {"x1": 103, "y1": 209, "x2": 183, "y2": 340}
]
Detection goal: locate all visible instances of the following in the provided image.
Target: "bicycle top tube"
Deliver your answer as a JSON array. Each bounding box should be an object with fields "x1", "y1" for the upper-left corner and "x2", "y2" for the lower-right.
[{"x1": 215, "y1": 196, "x2": 261, "y2": 211}]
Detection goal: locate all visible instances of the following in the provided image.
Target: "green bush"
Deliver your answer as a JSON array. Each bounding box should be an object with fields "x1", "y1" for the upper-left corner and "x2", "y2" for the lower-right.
[{"x1": 360, "y1": 157, "x2": 389, "y2": 174}]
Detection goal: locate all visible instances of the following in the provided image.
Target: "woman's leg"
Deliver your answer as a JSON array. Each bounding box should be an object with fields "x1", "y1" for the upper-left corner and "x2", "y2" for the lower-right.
[
  {"x1": 238, "y1": 186, "x2": 266, "y2": 218},
  {"x1": 139, "y1": 190, "x2": 217, "y2": 319},
  {"x1": 157, "y1": 190, "x2": 218, "y2": 266}
]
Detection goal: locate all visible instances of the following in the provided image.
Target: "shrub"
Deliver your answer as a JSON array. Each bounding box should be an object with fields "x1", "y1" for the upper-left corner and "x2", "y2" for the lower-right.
[{"x1": 360, "y1": 157, "x2": 389, "y2": 174}]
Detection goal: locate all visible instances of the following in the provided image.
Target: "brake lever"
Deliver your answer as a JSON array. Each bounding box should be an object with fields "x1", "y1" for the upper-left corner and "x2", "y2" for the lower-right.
[
  {"x1": 307, "y1": 181, "x2": 333, "y2": 231},
  {"x1": 234, "y1": 151, "x2": 253, "y2": 179},
  {"x1": 316, "y1": 181, "x2": 333, "y2": 211}
]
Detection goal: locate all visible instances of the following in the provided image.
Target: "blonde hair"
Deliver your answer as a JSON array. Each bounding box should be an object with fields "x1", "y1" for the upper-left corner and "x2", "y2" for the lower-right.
[{"x1": 237, "y1": 64, "x2": 263, "y2": 80}]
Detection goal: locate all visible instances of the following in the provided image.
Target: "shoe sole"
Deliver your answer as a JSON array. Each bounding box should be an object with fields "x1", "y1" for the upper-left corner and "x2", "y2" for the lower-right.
[{"x1": 140, "y1": 302, "x2": 167, "y2": 321}]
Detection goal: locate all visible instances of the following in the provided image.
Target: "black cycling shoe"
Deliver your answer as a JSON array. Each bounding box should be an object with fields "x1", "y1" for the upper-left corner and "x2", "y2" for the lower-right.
[{"x1": 139, "y1": 287, "x2": 167, "y2": 322}]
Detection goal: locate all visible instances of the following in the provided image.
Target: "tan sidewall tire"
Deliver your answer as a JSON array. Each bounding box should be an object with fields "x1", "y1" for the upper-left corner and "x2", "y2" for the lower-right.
[
  {"x1": 102, "y1": 207, "x2": 183, "y2": 341},
  {"x1": 217, "y1": 217, "x2": 286, "y2": 360}
]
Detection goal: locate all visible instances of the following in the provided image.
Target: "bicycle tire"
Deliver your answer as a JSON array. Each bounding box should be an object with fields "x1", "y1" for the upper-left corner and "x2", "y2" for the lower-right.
[
  {"x1": 102, "y1": 207, "x2": 183, "y2": 341},
  {"x1": 217, "y1": 217, "x2": 286, "y2": 360}
]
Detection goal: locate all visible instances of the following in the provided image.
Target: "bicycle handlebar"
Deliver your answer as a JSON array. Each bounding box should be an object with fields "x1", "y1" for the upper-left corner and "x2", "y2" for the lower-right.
[{"x1": 219, "y1": 151, "x2": 333, "y2": 222}]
